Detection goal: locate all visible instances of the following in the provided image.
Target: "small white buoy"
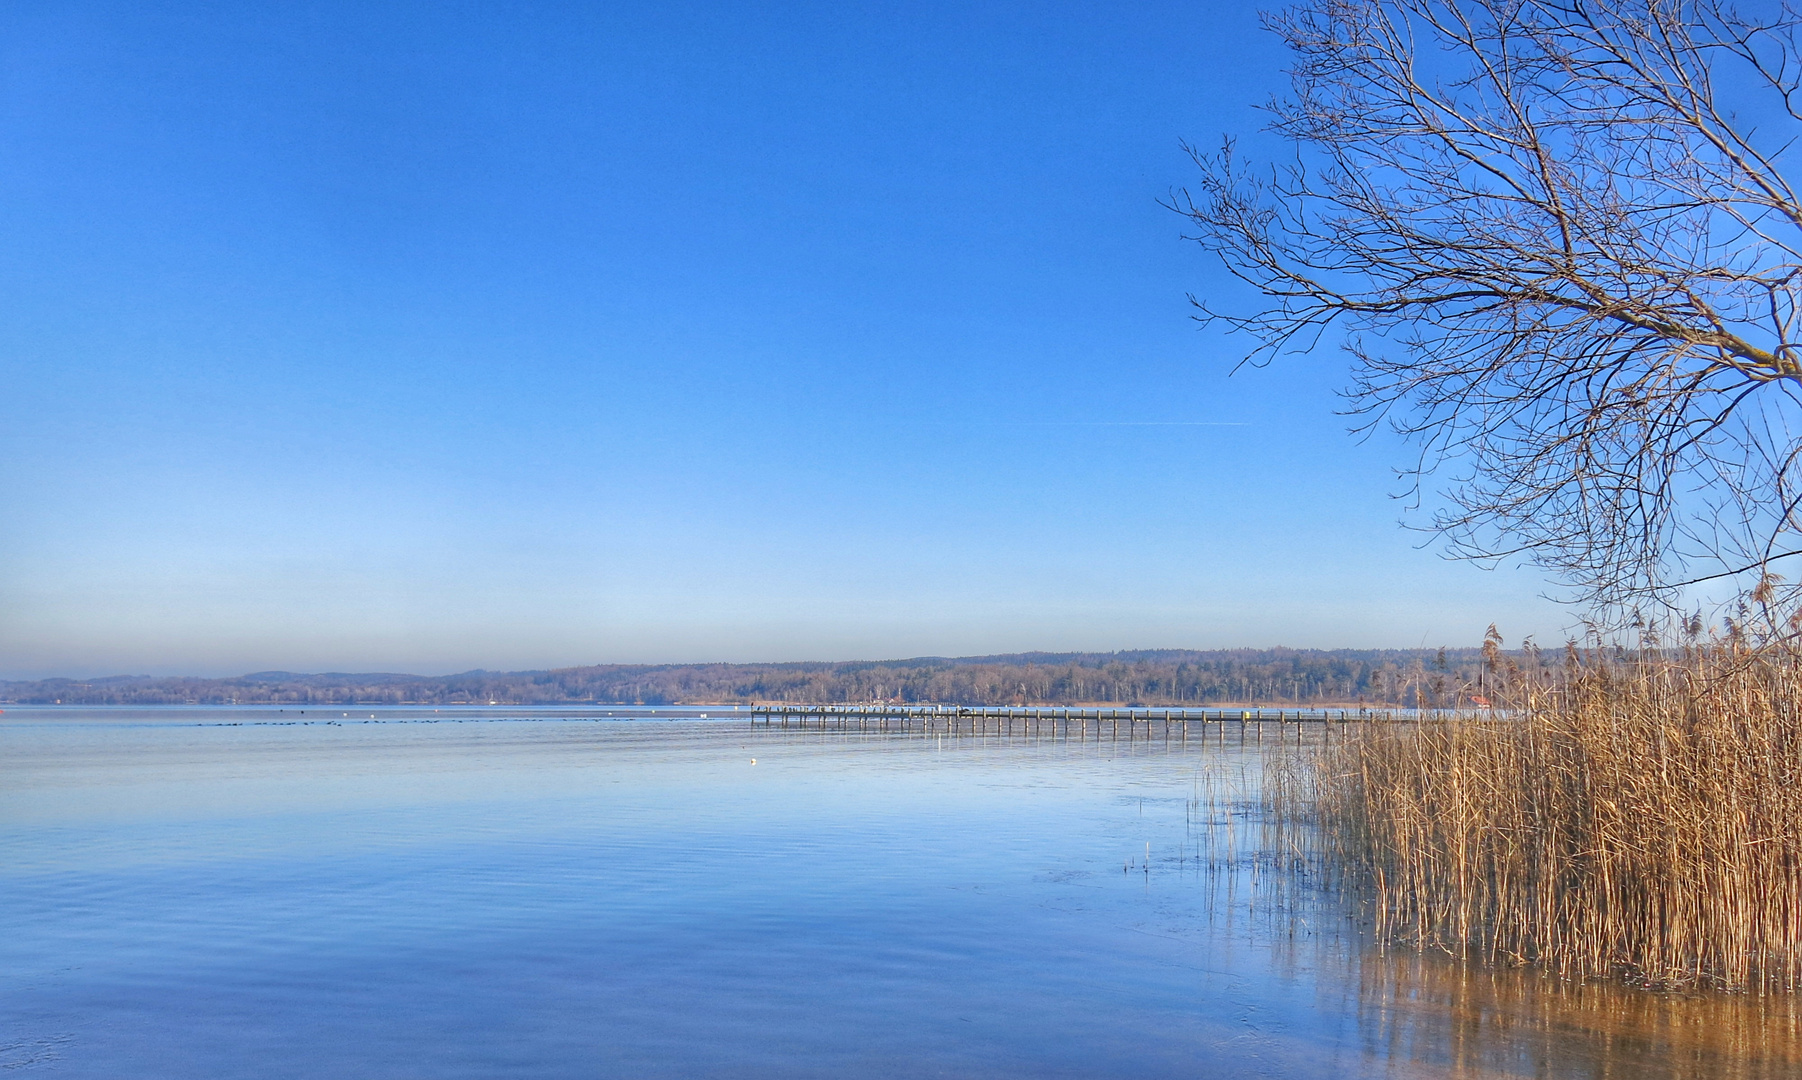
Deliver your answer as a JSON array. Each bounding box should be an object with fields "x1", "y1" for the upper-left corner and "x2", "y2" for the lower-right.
[{"x1": 750, "y1": 758, "x2": 757, "y2": 765}]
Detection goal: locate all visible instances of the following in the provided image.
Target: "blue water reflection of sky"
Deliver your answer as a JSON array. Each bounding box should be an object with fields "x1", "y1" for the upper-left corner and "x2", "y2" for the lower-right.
[
  {"x1": 0, "y1": 713, "x2": 1367, "y2": 1077},
  {"x1": 9, "y1": 712, "x2": 1798, "y2": 1078}
]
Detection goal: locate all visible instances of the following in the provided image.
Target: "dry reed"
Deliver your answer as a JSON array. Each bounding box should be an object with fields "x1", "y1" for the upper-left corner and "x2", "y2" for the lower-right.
[{"x1": 1306, "y1": 644, "x2": 1802, "y2": 991}]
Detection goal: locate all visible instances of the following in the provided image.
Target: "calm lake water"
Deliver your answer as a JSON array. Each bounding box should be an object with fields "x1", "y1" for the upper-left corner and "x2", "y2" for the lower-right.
[{"x1": 4, "y1": 707, "x2": 1799, "y2": 1078}]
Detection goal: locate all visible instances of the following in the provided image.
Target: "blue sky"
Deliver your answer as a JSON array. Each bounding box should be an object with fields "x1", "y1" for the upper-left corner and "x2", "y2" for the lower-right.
[{"x1": 0, "y1": 1, "x2": 1565, "y2": 678}]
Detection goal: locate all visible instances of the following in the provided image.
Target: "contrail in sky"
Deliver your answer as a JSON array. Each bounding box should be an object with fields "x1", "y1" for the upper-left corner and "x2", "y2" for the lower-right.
[{"x1": 958, "y1": 421, "x2": 1250, "y2": 427}]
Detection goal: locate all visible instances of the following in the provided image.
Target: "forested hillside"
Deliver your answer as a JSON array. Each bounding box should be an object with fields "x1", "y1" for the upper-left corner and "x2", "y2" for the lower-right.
[{"x1": 2, "y1": 647, "x2": 1507, "y2": 707}]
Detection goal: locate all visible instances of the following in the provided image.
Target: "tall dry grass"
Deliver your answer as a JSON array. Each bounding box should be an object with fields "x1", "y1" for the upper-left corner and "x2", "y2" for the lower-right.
[{"x1": 1309, "y1": 644, "x2": 1802, "y2": 991}]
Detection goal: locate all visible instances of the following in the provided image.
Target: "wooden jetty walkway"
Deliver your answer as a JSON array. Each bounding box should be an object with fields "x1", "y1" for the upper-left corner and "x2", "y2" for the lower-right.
[{"x1": 747, "y1": 703, "x2": 1394, "y2": 737}]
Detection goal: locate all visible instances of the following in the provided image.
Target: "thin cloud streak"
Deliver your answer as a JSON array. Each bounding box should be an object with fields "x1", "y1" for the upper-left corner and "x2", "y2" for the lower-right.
[{"x1": 931, "y1": 420, "x2": 1252, "y2": 427}]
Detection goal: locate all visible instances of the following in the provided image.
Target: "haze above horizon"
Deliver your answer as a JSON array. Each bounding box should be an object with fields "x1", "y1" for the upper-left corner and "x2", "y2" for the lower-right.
[{"x1": 0, "y1": 1, "x2": 1565, "y2": 680}]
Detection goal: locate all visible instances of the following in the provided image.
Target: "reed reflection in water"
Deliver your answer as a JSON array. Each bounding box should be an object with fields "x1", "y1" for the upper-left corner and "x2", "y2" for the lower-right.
[{"x1": 1340, "y1": 950, "x2": 1802, "y2": 1079}]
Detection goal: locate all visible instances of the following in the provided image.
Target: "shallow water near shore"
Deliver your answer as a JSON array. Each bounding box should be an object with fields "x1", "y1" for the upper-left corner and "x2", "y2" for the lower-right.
[{"x1": 3, "y1": 707, "x2": 1798, "y2": 1078}]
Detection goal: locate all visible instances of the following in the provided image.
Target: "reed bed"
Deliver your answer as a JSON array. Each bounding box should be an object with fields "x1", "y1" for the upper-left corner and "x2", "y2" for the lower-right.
[{"x1": 1304, "y1": 645, "x2": 1802, "y2": 991}]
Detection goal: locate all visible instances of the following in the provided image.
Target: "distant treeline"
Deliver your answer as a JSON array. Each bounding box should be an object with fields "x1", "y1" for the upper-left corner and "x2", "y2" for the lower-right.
[{"x1": 2, "y1": 648, "x2": 1511, "y2": 707}]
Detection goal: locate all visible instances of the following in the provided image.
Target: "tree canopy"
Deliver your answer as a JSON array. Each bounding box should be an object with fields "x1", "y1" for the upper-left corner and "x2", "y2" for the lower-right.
[{"x1": 1178, "y1": 0, "x2": 1802, "y2": 619}]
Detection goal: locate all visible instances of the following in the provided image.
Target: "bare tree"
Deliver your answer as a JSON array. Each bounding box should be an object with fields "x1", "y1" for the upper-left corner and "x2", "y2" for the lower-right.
[{"x1": 1176, "y1": 0, "x2": 1802, "y2": 617}]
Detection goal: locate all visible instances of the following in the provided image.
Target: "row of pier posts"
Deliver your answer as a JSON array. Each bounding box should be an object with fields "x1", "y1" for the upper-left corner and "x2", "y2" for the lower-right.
[{"x1": 747, "y1": 704, "x2": 1396, "y2": 738}]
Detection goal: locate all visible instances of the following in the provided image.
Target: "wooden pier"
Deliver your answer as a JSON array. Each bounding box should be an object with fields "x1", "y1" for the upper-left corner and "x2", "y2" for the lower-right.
[{"x1": 747, "y1": 703, "x2": 1394, "y2": 738}]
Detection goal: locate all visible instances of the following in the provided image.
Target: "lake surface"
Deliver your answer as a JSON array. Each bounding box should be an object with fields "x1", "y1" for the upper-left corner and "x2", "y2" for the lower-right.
[{"x1": 4, "y1": 707, "x2": 1799, "y2": 1078}]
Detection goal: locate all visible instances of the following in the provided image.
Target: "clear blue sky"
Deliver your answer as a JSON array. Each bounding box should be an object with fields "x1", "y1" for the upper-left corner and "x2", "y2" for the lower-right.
[{"x1": 0, "y1": 0, "x2": 1566, "y2": 678}]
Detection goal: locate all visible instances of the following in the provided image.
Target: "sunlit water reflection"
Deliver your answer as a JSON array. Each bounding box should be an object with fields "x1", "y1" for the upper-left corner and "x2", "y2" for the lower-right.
[{"x1": 2, "y1": 708, "x2": 1796, "y2": 1077}]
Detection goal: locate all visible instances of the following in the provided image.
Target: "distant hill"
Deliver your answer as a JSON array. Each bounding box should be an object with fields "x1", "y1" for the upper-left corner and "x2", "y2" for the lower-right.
[{"x1": 0, "y1": 648, "x2": 1505, "y2": 707}]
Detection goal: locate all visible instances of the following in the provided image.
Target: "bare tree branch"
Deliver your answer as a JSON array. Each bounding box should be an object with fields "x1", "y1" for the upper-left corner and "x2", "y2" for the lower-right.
[{"x1": 1173, "y1": 0, "x2": 1802, "y2": 616}]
